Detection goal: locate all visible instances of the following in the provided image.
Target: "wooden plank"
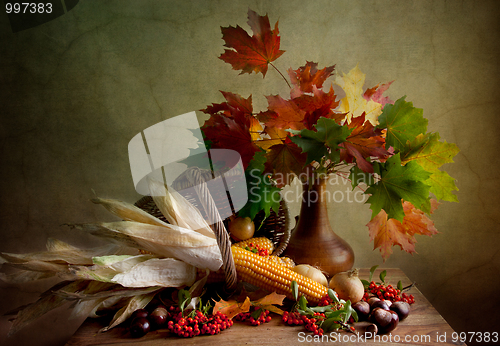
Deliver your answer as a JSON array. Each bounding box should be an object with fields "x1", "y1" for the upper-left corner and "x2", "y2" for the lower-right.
[{"x1": 65, "y1": 268, "x2": 465, "y2": 346}]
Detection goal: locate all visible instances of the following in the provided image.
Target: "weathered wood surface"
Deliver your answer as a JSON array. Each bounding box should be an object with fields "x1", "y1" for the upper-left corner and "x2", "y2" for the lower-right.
[{"x1": 65, "y1": 268, "x2": 465, "y2": 346}]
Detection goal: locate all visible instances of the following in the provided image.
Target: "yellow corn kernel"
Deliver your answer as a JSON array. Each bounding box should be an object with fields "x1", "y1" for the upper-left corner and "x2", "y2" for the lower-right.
[
  {"x1": 231, "y1": 246, "x2": 328, "y2": 305},
  {"x1": 266, "y1": 255, "x2": 295, "y2": 269},
  {"x1": 233, "y1": 237, "x2": 275, "y2": 253}
]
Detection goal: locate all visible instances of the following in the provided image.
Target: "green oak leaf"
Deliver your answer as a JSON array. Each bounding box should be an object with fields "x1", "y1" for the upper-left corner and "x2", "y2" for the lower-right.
[
  {"x1": 377, "y1": 96, "x2": 428, "y2": 151},
  {"x1": 290, "y1": 117, "x2": 352, "y2": 165},
  {"x1": 400, "y1": 132, "x2": 459, "y2": 202},
  {"x1": 366, "y1": 153, "x2": 431, "y2": 222}
]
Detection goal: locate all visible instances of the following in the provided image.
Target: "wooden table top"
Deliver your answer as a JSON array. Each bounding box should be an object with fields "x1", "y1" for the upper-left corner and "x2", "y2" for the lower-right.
[{"x1": 65, "y1": 268, "x2": 465, "y2": 346}]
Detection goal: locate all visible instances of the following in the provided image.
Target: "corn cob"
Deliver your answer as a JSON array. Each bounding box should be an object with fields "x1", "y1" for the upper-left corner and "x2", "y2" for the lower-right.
[
  {"x1": 231, "y1": 246, "x2": 328, "y2": 304},
  {"x1": 233, "y1": 237, "x2": 274, "y2": 253}
]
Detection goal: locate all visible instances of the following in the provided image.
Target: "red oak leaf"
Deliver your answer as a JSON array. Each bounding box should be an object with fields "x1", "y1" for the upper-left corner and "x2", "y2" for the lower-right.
[
  {"x1": 339, "y1": 113, "x2": 390, "y2": 172},
  {"x1": 363, "y1": 81, "x2": 394, "y2": 106},
  {"x1": 263, "y1": 95, "x2": 306, "y2": 131},
  {"x1": 219, "y1": 9, "x2": 285, "y2": 77},
  {"x1": 201, "y1": 112, "x2": 260, "y2": 169},
  {"x1": 366, "y1": 200, "x2": 439, "y2": 261},
  {"x1": 288, "y1": 61, "x2": 335, "y2": 96}
]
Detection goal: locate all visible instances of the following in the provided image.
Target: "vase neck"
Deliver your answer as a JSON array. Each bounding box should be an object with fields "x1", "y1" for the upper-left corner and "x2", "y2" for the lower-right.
[{"x1": 296, "y1": 178, "x2": 330, "y2": 231}]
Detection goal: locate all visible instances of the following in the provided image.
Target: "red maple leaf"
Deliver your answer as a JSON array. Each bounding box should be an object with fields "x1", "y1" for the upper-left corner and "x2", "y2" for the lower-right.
[
  {"x1": 265, "y1": 139, "x2": 307, "y2": 187},
  {"x1": 219, "y1": 9, "x2": 285, "y2": 77},
  {"x1": 363, "y1": 81, "x2": 394, "y2": 106},
  {"x1": 293, "y1": 86, "x2": 343, "y2": 129},
  {"x1": 339, "y1": 113, "x2": 390, "y2": 172},
  {"x1": 262, "y1": 95, "x2": 306, "y2": 131},
  {"x1": 288, "y1": 61, "x2": 335, "y2": 96},
  {"x1": 201, "y1": 111, "x2": 260, "y2": 170},
  {"x1": 366, "y1": 200, "x2": 439, "y2": 261}
]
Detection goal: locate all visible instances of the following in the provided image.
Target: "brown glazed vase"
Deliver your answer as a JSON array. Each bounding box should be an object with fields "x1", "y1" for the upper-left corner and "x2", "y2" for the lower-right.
[{"x1": 282, "y1": 177, "x2": 355, "y2": 278}]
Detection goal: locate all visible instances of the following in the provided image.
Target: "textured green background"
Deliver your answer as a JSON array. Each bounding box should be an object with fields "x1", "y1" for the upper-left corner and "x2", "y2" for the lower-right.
[{"x1": 1, "y1": 1, "x2": 499, "y2": 345}]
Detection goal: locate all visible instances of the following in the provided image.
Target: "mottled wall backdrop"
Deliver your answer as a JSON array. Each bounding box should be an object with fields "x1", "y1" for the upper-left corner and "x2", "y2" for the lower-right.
[{"x1": 1, "y1": 1, "x2": 499, "y2": 345}]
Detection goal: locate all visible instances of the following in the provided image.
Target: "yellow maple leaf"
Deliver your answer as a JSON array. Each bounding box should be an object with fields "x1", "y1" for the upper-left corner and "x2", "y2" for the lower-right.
[
  {"x1": 212, "y1": 296, "x2": 251, "y2": 319},
  {"x1": 335, "y1": 64, "x2": 382, "y2": 126}
]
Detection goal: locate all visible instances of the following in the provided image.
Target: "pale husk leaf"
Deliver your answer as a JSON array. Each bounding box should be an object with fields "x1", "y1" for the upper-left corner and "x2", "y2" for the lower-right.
[
  {"x1": 148, "y1": 178, "x2": 215, "y2": 239},
  {"x1": 100, "y1": 291, "x2": 157, "y2": 332},
  {"x1": 90, "y1": 196, "x2": 170, "y2": 227},
  {"x1": 111, "y1": 258, "x2": 196, "y2": 287},
  {"x1": 72, "y1": 221, "x2": 223, "y2": 270}
]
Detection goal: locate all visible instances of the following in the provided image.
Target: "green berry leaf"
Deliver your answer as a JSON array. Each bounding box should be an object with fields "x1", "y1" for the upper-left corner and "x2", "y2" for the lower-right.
[
  {"x1": 366, "y1": 153, "x2": 432, "y2": 222},
  {"x1": 369, "y1": 265, "x2": 379, "y2": 282},
  {"x1": 377, "y1": 96, "x2": 428, "y2": 151},
  {"x1": 379, "y1": 269, "x2": 387, "y2": 283}
]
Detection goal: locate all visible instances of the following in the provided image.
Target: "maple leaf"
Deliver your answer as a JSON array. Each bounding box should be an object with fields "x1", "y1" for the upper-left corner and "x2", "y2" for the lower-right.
[
  {"x1": 212, "y1": 296, "x2": 251, "y2": 319},
  {"x1": 335, "y1": 64, "x2": 384, "y2": 125},
  {"x1": 366, "y1": 200, "x2": 438, "y2": 261},
  {"x1": 202, "y1": 91, "x2": 263, "y2": 141},
  {"x1": 364, "y1": 81, "x2": 394, "y2": 106},
  {"x1": 293, "y1": 86, "x2": 343, "y2": 130},
  {"x1": 219, "y1": 9, "x2": 285, "y2": 77},
  {"x1": 339, "y1": 113, "x2": 390, "y2": 172},
  {"x1": 365, "y1": 153, "x2": 432, "y2": 222},
  {"x1": 291, "y1": 117, "x2": 352, "y2": 165},
  {"x1": 266, "y1": 140, "x2": 307, "y2": 187},
  {"x1": 288, "y1": 61, "x2": 335, "y2": 96},
  {"x1": 238, "y1": 151, "x2": 281, "y2": 219},
  {"x1": 400, "y1": 132, "x2": 460, "y2": 202},
  {"x1": 264, "y1": 95, "x2": 307, "y2": 131},
  {"x1": 377, "y1": 96, "x2": 428, "y2": 151},
  {"x1": 251, "y1": 291, "x2": 286, "y2": 315},
  {"x1": 201, "y1": 112, "x2": 260, "y2": 169},
  {"x1": 258, "y1": 126, "x2": 288, "y2": 151}
]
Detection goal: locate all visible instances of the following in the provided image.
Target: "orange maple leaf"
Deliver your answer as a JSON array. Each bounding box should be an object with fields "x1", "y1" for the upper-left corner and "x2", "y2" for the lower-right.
[
  {"x1": 263, "y1": 95, "x2": 306, "y2": 131},
  {"x1": 219, "y1": 9, "x2": 285, "y2": 77},
  {"x1": 366, "y1": 200, "x2": 439, "y2": 261},
  {"x1": 212, "y1": 296, "x2": 251, "y2": 319}
]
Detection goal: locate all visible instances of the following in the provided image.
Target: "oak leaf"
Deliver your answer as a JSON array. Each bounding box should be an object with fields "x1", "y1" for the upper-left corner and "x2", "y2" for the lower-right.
[
  {"x1": 367, "y1": 200, "x2": 439, "y2": 261},
  {"x1": 219, "y1": 9, "x2": 284, "y2": 77}
]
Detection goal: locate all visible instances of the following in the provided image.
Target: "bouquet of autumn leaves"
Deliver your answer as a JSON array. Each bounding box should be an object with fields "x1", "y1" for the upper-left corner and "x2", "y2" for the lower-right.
[{"x1": 201, "y1": 9, "x2": 459, "y2": 260}]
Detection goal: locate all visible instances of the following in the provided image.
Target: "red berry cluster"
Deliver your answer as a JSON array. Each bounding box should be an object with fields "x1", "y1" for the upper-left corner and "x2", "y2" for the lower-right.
[
  {"x1": 318, "y1": 294, "x2": 334, "y2": 306},
  {"x1": 167, "y1": 306, "x2": 233, "y2": 338},
  {"x1": 234, "y1": 307, "x2": 272, "y2": 326},
  {"x1": 244, "y1": 243, "x2": 269, "y2": 256},
  {"x1": 363, "y1": 281, "x2": 415, "y2": 304},
  {"x1": 282, "y1": 311, "x2": 326, "y2": 336}
]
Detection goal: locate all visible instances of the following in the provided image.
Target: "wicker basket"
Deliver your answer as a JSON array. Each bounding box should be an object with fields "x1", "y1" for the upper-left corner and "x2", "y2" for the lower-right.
[{"x1": 134, "y1": 167, "x2": 293, "y2": 290}]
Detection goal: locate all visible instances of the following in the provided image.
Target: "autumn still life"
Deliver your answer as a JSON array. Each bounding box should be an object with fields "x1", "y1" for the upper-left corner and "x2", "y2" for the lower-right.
[{"x1": 1, "y1": 9, "x2": 459, "y2": 340}]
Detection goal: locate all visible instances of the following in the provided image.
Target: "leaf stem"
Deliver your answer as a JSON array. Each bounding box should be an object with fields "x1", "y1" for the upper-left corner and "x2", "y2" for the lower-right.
[{"x1": 270, "y1": 62, "x2": 291, "y2": 89}]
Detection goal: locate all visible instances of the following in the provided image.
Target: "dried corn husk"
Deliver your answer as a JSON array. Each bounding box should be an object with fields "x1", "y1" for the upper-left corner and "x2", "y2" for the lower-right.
[
  {"x1": 68, "y1": 254, "x2": 156, "y2": 283},
  {"x1": 0, "y1": 239, "x2": 134, "y2": 266},
  {"x1": 100, "y1": 291, "x2": 158, "y2": 332},
  {"x1": 148, "y1": 178, "x2": 215, "y2": 239},
  {"x1": 111, "y1": 258, "x2": 196, "y2": 287},
  {"x1": 90, "y1": 196, "x2": 170, "y2": 227},
  {"x1": 0, "y1": 270, "x2": 56, "y2": 284},
  {"x1": 7, "y1": 280, "x2": 90, "y2": 336},
  {"x1": 69, "y1": 221, "x2": 223, "y2": 271}
]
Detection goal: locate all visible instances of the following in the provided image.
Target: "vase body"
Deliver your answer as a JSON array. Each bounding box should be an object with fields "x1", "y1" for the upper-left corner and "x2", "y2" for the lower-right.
[{"x1": 283, "y1": 177, "x2": 355, "y2": 278}]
